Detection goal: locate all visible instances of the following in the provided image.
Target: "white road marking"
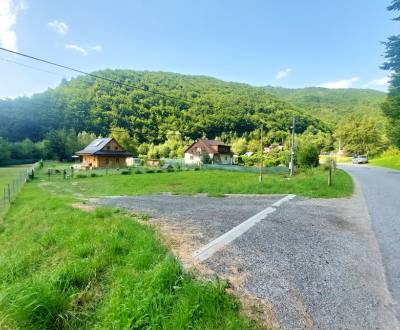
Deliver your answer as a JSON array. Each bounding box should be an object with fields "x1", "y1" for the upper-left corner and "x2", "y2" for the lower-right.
[{"x1": 192, "y1": 194, "x2": 296, "y2": 262}]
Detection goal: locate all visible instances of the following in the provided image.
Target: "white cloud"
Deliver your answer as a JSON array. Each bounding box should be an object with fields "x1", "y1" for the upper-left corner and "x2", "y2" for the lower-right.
[
  {"x1": 318, "y1": 77, "x2": 360, "y2": 89},
  {"x1": 275, "y1": 68, "x2": 292, "y2": 80},
  {"x1": 65, "y1": 44, "x2": 88, "y2": 56},
  {"x1": 48, "y1": 20, "x2": 69, "y2": 35},
  {"x1": 370, "y1": 76, "x2": 390, "y2": 86},
  {"x1": 0, "y1": 0, "x2": 25, "y2": 51},
  {"x1": 91, "y1": 45, "x2": 102, "y2": 51}
]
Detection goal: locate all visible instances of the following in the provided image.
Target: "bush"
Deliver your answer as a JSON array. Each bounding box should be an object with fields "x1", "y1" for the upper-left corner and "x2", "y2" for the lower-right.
[
  {"x1": 76, "y1": 173, "x2": 87, "y2": 179},
  {"x1": 145, "y1": 168, "x2": 155, "y2": 174},
  {"x1": 166, "y1": 168, "x2": 175, "y2": 172},
  {"x1": 134, "y1": 169, "x2": 143, "y2": 174},
  {"x1": 121, "y1": 170, "x2": 131, "y2": 175},
  {"x1": 297, "y1": 144, "x2": 320, "y2": 168},
  {"x1": 90, "y1": 172, "x2": 100, "y2": 177},
  {"x1": 156, "y1": 169, "x2": 163, "y2": 173},
  {"x1": 194, "y1": 167, "x2": 200, "y2": 171}
]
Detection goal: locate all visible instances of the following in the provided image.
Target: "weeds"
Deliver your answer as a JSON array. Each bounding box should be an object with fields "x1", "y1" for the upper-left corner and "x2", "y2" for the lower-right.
[{"x1": 0, "y1": 182, "x2": 258, "y2": 329}]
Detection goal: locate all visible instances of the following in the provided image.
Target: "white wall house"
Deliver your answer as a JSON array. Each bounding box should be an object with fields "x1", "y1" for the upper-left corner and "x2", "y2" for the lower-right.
[{"x1": 184, "y1": 139, "x2": 233, "y2": 165}]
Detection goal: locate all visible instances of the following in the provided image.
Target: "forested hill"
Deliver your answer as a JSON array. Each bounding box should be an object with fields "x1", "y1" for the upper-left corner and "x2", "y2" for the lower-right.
[
  {"x1": 0, "y1": 70, "x2": 327, "y2": 143},
  {"x1": 264, "y1": 86, "x2": 386, "y2": 125}
]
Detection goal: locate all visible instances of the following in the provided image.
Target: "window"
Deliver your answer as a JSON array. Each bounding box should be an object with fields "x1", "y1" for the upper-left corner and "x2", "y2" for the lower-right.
[
  {"x1": 106, "y1": 146, "x2": 110, "y2": 150},
  {"x1": 115, "y1": 146, "x2": 118, "y2": 150}
]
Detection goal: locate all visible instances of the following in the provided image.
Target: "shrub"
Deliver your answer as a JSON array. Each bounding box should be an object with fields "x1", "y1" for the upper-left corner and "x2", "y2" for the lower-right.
[
  {"x1": 321, "y1": 156, "x2": 336, "y2": 171},
  {"x1": 121, "y1": 170, "x2": 131, "y2": 175},
  {"x1": 166, "y1": 168, "x2": 175, "y2": 172},
  {"x1": 200, "y1": 153, "x2": 211, "y2": 164},
  {"x1": 156, "y1": 169, "x2": 163, "y2": 173},
  {"x1": 194, "y1": 167, "x2": 200, "y2": 171},
  {"x1": 76, "y1": 173, "x2": 87, "y2": 179},
  {"x1": 134, "y1": 169, "x2": 143, "y2": 174},
  {"x1": 145, "y1": 169, "x2": 155, "y2": 174},
  {"x1": 297, "y1": 144, "x2": 320, "y2": 168},
  {"x1": 90, "y1": 172, "x2": 100, "y2": 177}
]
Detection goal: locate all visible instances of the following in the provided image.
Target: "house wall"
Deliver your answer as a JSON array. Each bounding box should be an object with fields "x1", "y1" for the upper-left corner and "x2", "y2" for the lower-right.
[
  {"x1": 97, "y1": 156, "x2": 127, "y2": 168},
  {"x1": 81, "y1": 155, "x2": 127, "y2": 168},
  {"x1": 213, "y1": 154, "x2": 233, "y2": 165},
  {"x1": 184, "y1": 153, "x2": 232, "y2": 165},
  {"x1": 82, "y1": 155, "x2": 98, "y2": 167},
  {"x1": 184, "y1": 153, "x2": 202, "y2": 165},
  {"x1": 101, "y1": 140, "x2": 123, "y2": 152}
]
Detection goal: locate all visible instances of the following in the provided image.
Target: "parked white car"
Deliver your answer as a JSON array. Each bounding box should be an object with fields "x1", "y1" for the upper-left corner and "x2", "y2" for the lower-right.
[{"x1": 352, "y1": 155, "x2": 368, "y2": 164}]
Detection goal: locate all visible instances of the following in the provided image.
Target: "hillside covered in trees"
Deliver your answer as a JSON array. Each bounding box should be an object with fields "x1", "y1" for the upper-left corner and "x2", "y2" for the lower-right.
[
  {"x1": 264, "y1": 86, "x2": 386, "y2": 125},
  {"x1": 0, "y1": 70, "x2": 328, "y2": 144},
  {"x1": 0, "y1": 70, "x2": 388, "y2": 163}
]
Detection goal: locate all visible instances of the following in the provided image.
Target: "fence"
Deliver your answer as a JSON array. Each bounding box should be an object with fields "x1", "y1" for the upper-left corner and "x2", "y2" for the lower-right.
[
  {"x1": 0, "y1": 162, "x2": 40, "y2": 218},
  {"x1": 202, "y1": 164, "x2": 289, "y2": 174}
]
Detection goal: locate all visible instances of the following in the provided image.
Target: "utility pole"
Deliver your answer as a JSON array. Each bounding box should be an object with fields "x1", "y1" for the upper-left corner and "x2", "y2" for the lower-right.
[
  {"x1": 290, "y1": 117, "x2": 295, "y2": 176},
  {"x1": 259, "y1": 124, "x2": 263, "y2": 183}
]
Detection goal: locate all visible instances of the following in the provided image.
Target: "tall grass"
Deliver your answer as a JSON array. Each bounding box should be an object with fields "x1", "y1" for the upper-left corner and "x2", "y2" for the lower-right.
[
  {"x1": 0, "y1": 183, "x2": 259, "y2": 329},
  {"x1": 370, "y1": 148, "x2": 400, "y2": 170},
  {"x1": 45, "y1": 166, "x2": 353, "y2": 198}
]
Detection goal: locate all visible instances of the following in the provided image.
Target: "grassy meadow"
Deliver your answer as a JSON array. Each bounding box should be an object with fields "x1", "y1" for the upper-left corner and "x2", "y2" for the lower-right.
[
  {"x1": 0, "y1": 165, "x2": 32, "y2": 190},
  {"x1": 0, "y1": 170, "x2": 261, "y2": 329},
  {"x1": 0, "y1": 163, "x2": 353, "y2": 328},
  {"x1": 51, "y1": 166, "x2": 353, "y2": 198},
  {"x1": 370, "y1": 149, "x2": 400, "y2": 170}
]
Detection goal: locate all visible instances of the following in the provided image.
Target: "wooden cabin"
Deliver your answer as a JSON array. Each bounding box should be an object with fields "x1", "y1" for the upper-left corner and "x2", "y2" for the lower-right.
[{"x1": 75, "y1": 138, "x2": 132, "y2": 168}]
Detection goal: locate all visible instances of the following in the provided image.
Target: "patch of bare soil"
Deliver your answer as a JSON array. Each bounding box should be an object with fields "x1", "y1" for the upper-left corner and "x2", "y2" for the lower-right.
[
  {"x1": 71, "y1": 203, "x2": 96, "y2": 212},
  {"x1": 149, "y1": 218, "x2": 279, "y2": 329}
]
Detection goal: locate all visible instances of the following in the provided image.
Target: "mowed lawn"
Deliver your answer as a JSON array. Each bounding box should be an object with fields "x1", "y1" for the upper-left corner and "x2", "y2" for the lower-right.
[
  {"x1": 59, "y1": 168, "x2": 353, "y2": 198},
  {"x1": 370, "y1": 155, "x2": 400, "y2": 170},
  {"x1": 0, "y1": 176, "x2": 260, "y2": 329},
  {"x1": 0, "y1": 165, "x2": 32, "y2": 189}
]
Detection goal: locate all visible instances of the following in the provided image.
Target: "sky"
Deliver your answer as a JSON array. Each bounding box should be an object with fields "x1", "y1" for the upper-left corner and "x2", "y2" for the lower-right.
[{"x1": 0, "y1": 0, "x2": 397, "y2": 98}]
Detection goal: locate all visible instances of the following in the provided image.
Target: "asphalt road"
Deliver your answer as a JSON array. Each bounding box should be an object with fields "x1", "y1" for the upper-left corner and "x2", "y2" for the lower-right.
[
  {"x1": 341, "y1": 164, "x2": 400, "y2": 320},
  {"x1": 93, "y1": 192, "x2": 399, "y2": 329}
]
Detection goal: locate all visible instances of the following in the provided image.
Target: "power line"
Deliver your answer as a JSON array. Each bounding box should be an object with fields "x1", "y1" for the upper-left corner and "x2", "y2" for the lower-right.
[
  {"x1": 0, "y1": 46, "x2": 203, "y2": 107},
  {"x1": 0, "y1": 57, "x2": 65, "y2": 77}
]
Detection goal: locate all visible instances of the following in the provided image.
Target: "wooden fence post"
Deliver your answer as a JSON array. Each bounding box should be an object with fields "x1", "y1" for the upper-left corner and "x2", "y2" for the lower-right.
[{"x1": 328, "y1": 160, "x2": 332, "y2": 187}]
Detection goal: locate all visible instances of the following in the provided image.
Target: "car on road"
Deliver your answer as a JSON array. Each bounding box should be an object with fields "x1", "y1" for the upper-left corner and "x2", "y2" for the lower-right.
[{"x1": 352, "y1": 155, "x2": 368, "y2": 164}]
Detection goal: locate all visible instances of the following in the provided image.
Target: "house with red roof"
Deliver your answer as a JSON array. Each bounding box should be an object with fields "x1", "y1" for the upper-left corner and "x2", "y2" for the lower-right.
[{"x1": 184, "y1": 139, "x2": 233, "y2": 165}]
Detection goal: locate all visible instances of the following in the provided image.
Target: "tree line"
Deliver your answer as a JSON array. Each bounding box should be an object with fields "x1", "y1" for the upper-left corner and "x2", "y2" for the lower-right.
[{"x1": 0, "y1": 70, "x2": 334, "y2": 163}]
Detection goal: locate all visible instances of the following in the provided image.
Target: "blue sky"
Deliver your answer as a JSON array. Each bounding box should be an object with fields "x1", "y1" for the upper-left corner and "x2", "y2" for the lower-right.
[{"x1": 0, "y1": 0, "x2": 397, "y2": 98}]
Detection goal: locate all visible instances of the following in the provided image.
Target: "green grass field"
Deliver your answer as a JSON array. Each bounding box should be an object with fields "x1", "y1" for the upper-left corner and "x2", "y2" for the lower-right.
[
  {"x1": 370, "y1": 150, "x2": 400, "y2": 170},
  {"x1": 0, "y1": 175, "x2": 260, "y2": 329},
  {"x1": 0, "y1": 164, "x2": 353, "y2": 328},
  {"x1": 0, "y1": 165, "x2": 32, "y2": 190},
  {"x1": 50, "y1": 167, "x2": 353, "y2": 198},
  {"x1": 0, "y1": 164, "x2": 35, "y2": 218}
]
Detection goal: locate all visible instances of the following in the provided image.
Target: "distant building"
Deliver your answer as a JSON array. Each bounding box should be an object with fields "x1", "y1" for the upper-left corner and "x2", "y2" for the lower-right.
[
  {"x1": 75, "y1": 138, "x2": 132, "y2": 168},
  {"x1": 184, "y1": 139, "x2": 233, "y2": 165}
]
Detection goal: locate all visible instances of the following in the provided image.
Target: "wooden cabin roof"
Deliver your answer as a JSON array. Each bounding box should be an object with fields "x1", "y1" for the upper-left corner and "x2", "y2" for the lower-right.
[{"x1": 76, "y1": 138, "x2": 132, "y2": 157}]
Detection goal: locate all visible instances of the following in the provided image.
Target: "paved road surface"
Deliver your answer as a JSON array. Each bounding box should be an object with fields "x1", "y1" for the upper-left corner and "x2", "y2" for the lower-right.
[
  {"x1": 341, "y1": 164, "x2": 400, "y2": 320},
  {"x1": 93, "y1": 192, "x2": 399, "y2": 329}
]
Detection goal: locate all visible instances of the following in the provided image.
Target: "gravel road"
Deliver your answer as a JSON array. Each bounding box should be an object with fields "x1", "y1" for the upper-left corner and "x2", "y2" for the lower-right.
[
  {"x1": 92, "y1": 189, "x2": 399, "y2": 329},
  {"x1": 340, "y1": 164, "x2": 400, "y2": 321}
]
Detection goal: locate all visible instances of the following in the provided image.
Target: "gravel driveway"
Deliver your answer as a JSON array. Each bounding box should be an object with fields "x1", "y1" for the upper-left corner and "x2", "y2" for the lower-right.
[{"x1": 92, "y1": 191, "x2": 399, "y2": 329}]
